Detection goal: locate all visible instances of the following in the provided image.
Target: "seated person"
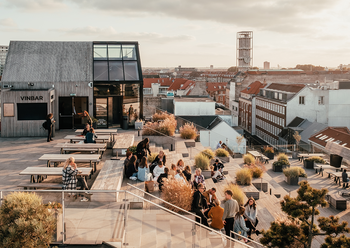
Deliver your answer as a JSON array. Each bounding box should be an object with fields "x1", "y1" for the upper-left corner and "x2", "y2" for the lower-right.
[
  {"x1": 81, "y1": 123, "x2": 90, "y2": 136},
  {"x1": 174, "y1": 169, "x2": 186, "y2": 183},
  {"x1": 342, "y1": 169, "x2": 349, "y2": 188},
  {"x1": 84, "y1": 128, "x2": 98, "y2": 143},
  {"x1": 137, "y1": 156, "x2": 152, "y2": 182},
  {"x1": 152, "y1": 151, "x2": 167, "y2": 167},
  {"x1": 212, "y1": 159, "x2": 225, "y2": 181},
  {"x1": 176, "y1": 159, "x2": 185, "y2": 171},
  {"x1": 193, "y1": 168, "x2": 206, "y2": 189},
  {"x1": 125, "y1": 155, "x2": 138, "y2": 179},
  {"x1": 124, "y1": 151, "x2": 133, "y2": 177},
  {"x1": 153, "y1": 161, "x2": 165, "y2": 181},
  {"x1": 157, "y1": 167, "x2": 169, "y2": 191},
  {"x1": 183, "y1": 165, "x2": 192, "y2": 182},
  {"x1": 169, "y1": 164, "x2": 177, "y2": 178},
  {"x1": 208, "y1": 199, "x2": 224, "y2": 230}
]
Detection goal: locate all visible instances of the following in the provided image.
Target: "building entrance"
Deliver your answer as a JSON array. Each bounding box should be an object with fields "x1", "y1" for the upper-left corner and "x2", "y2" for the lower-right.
[
  {"x1": 59, "y1": 96, "x2": 89, "y2": 129},
  {"x1": 94, "y1": 96, "x2": 123, "y2": 128}
]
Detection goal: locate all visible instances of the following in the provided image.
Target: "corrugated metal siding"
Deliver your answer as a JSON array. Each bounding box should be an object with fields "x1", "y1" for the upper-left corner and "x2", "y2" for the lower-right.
[{"x1": 2, "y1": 41, "x2": 93, "y2": 83}]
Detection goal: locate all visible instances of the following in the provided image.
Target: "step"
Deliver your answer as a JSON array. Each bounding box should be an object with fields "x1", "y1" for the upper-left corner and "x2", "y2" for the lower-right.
[
  {"x1": 125, "y1": 210, "x2": 143, "y2": 247},
  {"x1": 156, "y1": 220, "x2": 171, "y2": 248}
]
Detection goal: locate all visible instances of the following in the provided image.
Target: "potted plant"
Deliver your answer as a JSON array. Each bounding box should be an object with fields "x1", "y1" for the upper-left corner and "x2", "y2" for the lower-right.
[
  {"x1": 194, "y1": 153, "x2": 211, "y2": 178},
  {"x1": 292, "y1": 131, "x2": 301, "y2": 159},
  {"x1": 273, "y1": 153, "x2": 290, "y2": 172},
  {"x1": 303, "y1": 156, "x2": 325, "y2": 169},
  {"x1": 215, "y1": 148, "x2": 230, "y2": 163},
  {"x1": 283, "y1": 167, "x2": 307, "y2": 185},
  {"x1": 263, "y1": 146, "x2": 275, "y2": 159},
  {"x1": 236, "y1": 168, "x2": 252, "y2": 185}
]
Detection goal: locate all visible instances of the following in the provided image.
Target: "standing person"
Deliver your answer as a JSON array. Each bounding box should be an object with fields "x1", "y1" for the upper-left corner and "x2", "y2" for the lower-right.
[
  {"x1": 62, "y1": 157, "x2": 79, "y2": 197},
  {"x1": 193, "y1": 168, "x2": 206, "y2": 189},
  {"x1": 46, "y1": 113, "x2": 55, "y2": 142},
  {"x1": 216, "y1": 141, "x2": 222, "y2": 149},
  {"x1": 191, "y1": 183, "x2": 209, "y2": 227},
  {"x1": 128, "y1": 105, "x2": 134, "y2": 122},
  {"x1": 157, "y1": 167, "x2": 169, "y2": 191},
  {"x1": 182, "y1": 165, "x2": 192, "y2": 182},
  {"x1": 342, "y1": 169, "x2": 349, "y2": 188},
  {"x1": 203, "y1": 188, "x2": 217, "y2": 208},
  {"x1": 222, "y1": 190, "x2": 239, "y2": 238},
  {"x1": 244, "y1": 197, "x2": 260, "y2": 239},
  {"x1": 136, "y1": 138, "x2": 152, "y2": 160},
  {"x1": 137, "y1": 156, "x2": 152, "y2": 182},
  {"x1": 82, "y1": 111, "x2": 92, "y2": 127},
  {"x1": 208, "y1": 199, "x2": 224, "y2": 230},
  {"x1": 234, "y1": 206, "x2": 250, "y2": 243}
]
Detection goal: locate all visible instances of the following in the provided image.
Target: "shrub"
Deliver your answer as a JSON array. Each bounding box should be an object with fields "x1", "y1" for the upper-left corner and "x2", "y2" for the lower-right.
[
  {"x1": 127, "y1": 145, "x2": 137, "y2": 154},
  {"x1": 201, "y1": 148, "x2": 215, "y2": 160},
  {"x1": 161, "y1": 178, "x2": 193, "y2": 212},
  {"x1": 236, "y1": 168, "x2": 252, "y2": 185},
  {"x1": 274, "y1": 153, "x2": 290, "y2": 167},
  {"x1": 263, "y1": 146, "x2": 274, "y2": 153},
  {"x1": 147, "y1": 153, "x2": 158, "y2": 163},
  {"x1": 251, "y1": 165, "x2": 264, "y2": 178},
  {"x1": 283, "y1": 167, "x2": 307, "y2": 178},
  {"x1": 224, "y1": 183, "x2": 245, "y2": 205},
  {"x1": 179, "y1": 122, "x2": 198, "y2": 139},
  {"x1": 142, "y1": 122, "x2": 160, "y2": 136},
  {"x1": 152, "y1": 112, "x2": 170, "y2": 122},
  {"x1": 194, "y1": 153, "x2": 210, "y2": 170},
  {"x1": 277, "y1": 153, "x2": 289, "y2": 162},
  {"x1": 0, "y1": 192, "x2": 56, "y2": 247},
  {"x1": 243, "y1": 154, "x2": 256, "y2": 165},
  {"x1": 305, "y1": 156, "x2": 325, "y2": 164},
  {"x1": 215, "y1": 148, "x2": 229, "y2": 157},
  {"x1": 142, "y1": 114, "x2": 177, "y2": 136}
]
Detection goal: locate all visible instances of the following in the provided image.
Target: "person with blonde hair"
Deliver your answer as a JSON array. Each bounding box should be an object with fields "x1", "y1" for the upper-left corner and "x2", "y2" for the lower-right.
[
  {"x1": 62, "y1": 157, "x2": 79, "y2": 197},
  {"x1": 193, "y1": 168, "x2": 205, "y2": 189},
  {"x1": 174, "y1": 169, "x2": 186, "y2": 183},
  {"x1": 169, "y1": 164, "x2": 177, "y2": 178},
  {"x1": 176, "y1": 159, "x2": 184, "y2": 170}
]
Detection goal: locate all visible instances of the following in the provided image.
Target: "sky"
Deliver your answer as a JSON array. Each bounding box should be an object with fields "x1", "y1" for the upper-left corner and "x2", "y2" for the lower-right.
[{"x1": 1, "y1": 0, "x2": 350, "y2": 68}]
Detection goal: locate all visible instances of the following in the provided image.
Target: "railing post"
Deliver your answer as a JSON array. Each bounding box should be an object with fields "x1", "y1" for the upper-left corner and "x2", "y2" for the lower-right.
[
  {"x1": 123, "y1": 190, "x2": 127, "y2": 248},
  {"x1": 62, "y1": 191, "x2": 65, "y2": 244}
]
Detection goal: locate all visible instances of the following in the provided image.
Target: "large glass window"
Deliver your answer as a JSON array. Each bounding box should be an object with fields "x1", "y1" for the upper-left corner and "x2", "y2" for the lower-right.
[
  {"x1": 122, "y1": 45, "x2": 136, "y2": 60},
  {"x1": 17, "y1": 103, "x2": 47, "y2": 120},
  {"x1": 108, "y1": 45, "x2": 122, "y2": 60},
  {"x1": 94, "y1": 45, "x2": 107, "y2": 60},
  {"x1": 94, "y1": 61, "x2": 109, "y2": 81},
  {"x1": 124, "y1": 61, "x2": 139, "y2": 80},
  {"x1": 109, "y1": 61, "x2": 124, "y2": 81}
]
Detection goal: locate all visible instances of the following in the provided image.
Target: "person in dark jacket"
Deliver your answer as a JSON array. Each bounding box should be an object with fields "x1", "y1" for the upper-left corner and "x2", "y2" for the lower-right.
[
  {"x1": 152, "y1": 151, "x2": 167, "y2": 166},
  {"x1": 124, "y1": 151, "x2": 133, "y2": 177},
  {"x1": 125, "y1": 155, "x2": 138, "y2": 179},
  {"x1": 191, "y1": 183, "x2": 209, "y2": 227},
  {"x1": 81, "y1": 123, "x2": 91, "y2": 136},
  {"x1": 136, "y1": 138, "x2": 152, "y2": 160},
  {"x1": 84, "y1": 128, "x2": 97, "y2": 143},
  {"x1": 342, "y1": 169, "x2": 349, "y2": 188},
  {"x1": 157, "y1": 167, "x2": 169, "y2": 191},
  {"x1": 46, "y1": 113, "x2": 55, "y2": 142},
  {"x1": 183, "y1": 165, "x2": 192, "y2": 182}
]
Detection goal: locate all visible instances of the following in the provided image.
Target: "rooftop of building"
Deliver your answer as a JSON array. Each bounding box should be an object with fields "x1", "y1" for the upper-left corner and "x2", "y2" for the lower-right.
[
  {"x1": 206, "y1": 82, "x2": 228, "y2": 91},
  {"x1": 266, "y1": 83, "x2": 305, "y2": 93},
  {"x1": 309, "y1": 126, "x2": 350, "y2": 149},
  {"x1": 241, "y1": 81, "x2": 266, "y2": 95},
  {"x1": 173, "y1": 97, "x2": 214, "y2": 102}
]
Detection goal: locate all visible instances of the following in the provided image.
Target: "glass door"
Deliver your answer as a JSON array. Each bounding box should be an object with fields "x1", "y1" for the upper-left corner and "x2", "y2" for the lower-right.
[
  {"x1": 95, "y1": 98, "x2": 108, "y2": 128},
  {"x1": 59, "y1": 97, "x2": 73, "y2": 129}
]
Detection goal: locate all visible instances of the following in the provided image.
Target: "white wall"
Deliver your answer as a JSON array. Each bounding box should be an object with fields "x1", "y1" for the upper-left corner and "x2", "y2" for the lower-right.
[
  {"x1": 200, "y1": 122, "x2": 246, "y2": 154},
  {"x1": 251, "y1": 97, "x2": 256, "y2": 135},
  {"x1": 329, "y1": 90, "x2": 350, "y2": 128},
  {"x1": 151, "y1": 83, "x2": 160, "y2": 97},
  {"x1": 174, "y1": 101, "x2": 215, "y2": 116}
]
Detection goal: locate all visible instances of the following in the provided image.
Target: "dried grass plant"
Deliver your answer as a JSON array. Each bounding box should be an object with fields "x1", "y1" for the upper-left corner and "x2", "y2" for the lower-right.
[
  {"x1": 224, "y1": 183, "x2": 245, "y2": 205},
  {"x1": 179, "y1": 123, "x2": 198, "y2": 139},
  {"x1": 243, "y1": 154, "x2": 255, "y2": 165},
  {"x1": 283, "y1": 167, "x2": 307, "y2": 178},
  {"x1": 277, "y1": 153, "x2": 289, "y2": 162},
  {"x1": 236, "y1": 168, "x2": 252, "y2": 185},
  {"x1": 161, "y1": 178, "x2": 193, "y2": 212},
  {"x1": 147, "y1": 153, "x2": 158, "y2": 163},
  {"x1": 305, "y1": 156, "x2": 326, "y2": 164},
  {"x1": 263, "y1": 146, "x2": 274, "y2": 153},
  {"x1": 194, "y1": 153, "x2": 210, "y2": 170},
  {"x1": 215, "y1": 148, "x2": 230, "y2": 157},
  {"x1": 201, "y1": 148, "x2": 215, "y2": 160},
  {"x1": 153, "y1": 112, "x2": 170, "y2": 122},
  {"x1": 142, "y1": 114, "x2": 177, "y2": 136}
]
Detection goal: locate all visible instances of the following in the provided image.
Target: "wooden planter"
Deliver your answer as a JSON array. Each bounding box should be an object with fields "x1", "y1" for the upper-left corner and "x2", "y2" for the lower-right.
[
  {"x1": 304, "y1": 160, "x2": 314, "y2": 169},
  {"x1": 286, "y1": 176, "x2": 299, "y2": 185},
  {"x1": 217, "y1": 156, "x2": 230, "y2": 163},
  {"x1": 273, "y1": 164, "x2": 289, "y2": 172},
  {"x1": 265, "y1": 153, "x2": 274, "y2": 159},
  {"x1": 201, "y1": 170, "x2": 212, "y2": 179},
  {"x1": 234, "y1": 153, "x2": 243, "y2": 158},
  {"x1": 52, "y1": 211, "x2": 63, "y2": 242}
]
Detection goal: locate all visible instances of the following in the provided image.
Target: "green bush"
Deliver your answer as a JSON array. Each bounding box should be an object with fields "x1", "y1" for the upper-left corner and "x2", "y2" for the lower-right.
[
  {"x1": 195, "y1": 153, "x2": 210, "y2": 170},
  {"x1": 215, "y1": 148, "x2": 230, "y2": 157},
  {"x1": 243, "y1": 154, "x2": 256, "y2": 165},
  {"x1": 147, "y1": 153, "x2": 158, "y2": 163},
  {"x1": 305, "y1": 156, "x2": 325, "y2": 164},
  {"x1": 127, "y1": 145, "x2": 137, "y2": 154},
  {"x1": 179, "y1": 123, "x2": 198, "y2": 139},
  {"x1": 283, "y1": 167, "x2": 307, "y2": 178},
  {"x1": 201, "y1": 149, "x2": 215, "y2": 160},
  {"x1": 0, "y1": 192, "x2": 56, "y2": 247},
  {"x1": 277, "y1": 153, "x2": 289, "y2": 162},
  {"x1": 236, "y1": 168, "x2": 252, "y2": 185},
  {"x1": 224, "y1": 183, "x2": 245, "y2": 205}
]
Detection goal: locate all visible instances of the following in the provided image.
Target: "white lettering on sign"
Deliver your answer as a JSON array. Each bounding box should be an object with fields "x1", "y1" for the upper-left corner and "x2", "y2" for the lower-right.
[{"x1": 20, "y1": 96, "x2": 44, "y2": 100}]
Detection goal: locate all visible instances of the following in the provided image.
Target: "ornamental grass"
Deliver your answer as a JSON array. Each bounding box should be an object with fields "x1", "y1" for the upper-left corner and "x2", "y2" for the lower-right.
[
  {"x1": 305, "y1": 156, "x2": 326, "y2": 164},
  {"x1": 147, "y1": 153, "x2": 158, "y2": 163},
  {"x1": 224, "y1": 183, "x2": 245, "y2": 205},
  {"x1": 236, "y1": 168, "x2": 253, "y2": 185},
  {"x1": 152, "y1": 112, "x2": 170, "y2": 122},
  {"x1": 161, "y1": 178, "x2": 193, "y2": 213},
  {"x1": 179, "y1": 122, "x2": 198, "y2": 139},
  {"x1": 142, "y1": 114, "x2": 177, "y2": 136},
  {"x1": 194, "y1": 153, "x2": 210, "y2": 170},
  {"x1": 201, "y1": 148, "x2": 215, "y2": 160},
  {"x1": 243, "y1": 154, "x2": 255, "y2": 165},
  {"x1": 215, "y1": 148, "x2": 230, "y2": 157},
  {"x1": 283, "y1": 167, "x2": 307, "y2": 178}
]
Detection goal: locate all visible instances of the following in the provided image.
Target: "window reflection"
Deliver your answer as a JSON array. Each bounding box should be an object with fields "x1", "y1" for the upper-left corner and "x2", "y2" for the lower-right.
[
  {"x1": 94, "y1": 61, "x2": 108, "y2": 81},
  {"x1": 94, "y1": 45, "x2": 107, "y2": 60},
  {"x1": 122, "y1": 45, "x2": 136, "y2": 60},
  {"x1": 109, "y1": 61, "x2": 124, "y2": 81},
  {"x1": 124, "y1": 61, "x2": 139, "y2": 80}
]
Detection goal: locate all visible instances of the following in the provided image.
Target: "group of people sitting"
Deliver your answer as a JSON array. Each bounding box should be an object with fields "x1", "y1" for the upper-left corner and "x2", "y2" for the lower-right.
[
  {"x1": 192, "y1": 185, "x2": 260, "y2": 242},
  {"x1": 81, "y1": 123, "x2": 98, "y2": 143}
]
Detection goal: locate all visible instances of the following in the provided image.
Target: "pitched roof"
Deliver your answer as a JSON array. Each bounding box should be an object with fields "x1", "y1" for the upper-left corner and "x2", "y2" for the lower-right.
[
  {"x1": 168, "y1": 78, "x2": 189, "y2": 91},
  {"x1": 241, "y1": 81, "x2": 266, "y2": 94},
  {"x1": 299, "y1": 121, "x2": 327, "y2": 144},
  {"x1": 2, "y1": 41, "x2": 93, "y2": 83},
  {"x1": 287, "y1": 117, "x2": 305, "y2": 127},
  {"x1": 309, "y1": 127, "x2": 350, "y2": 149},
  {"x1": 206, "y1": 82, "x2": 228, "y2": 91},
  {"x1": 143, "y1": 78, "x2": 195, "y2": 90},
  {"x1": 266, "y1": 83, "x2": 305, "y2": 93},
  {"x1": 207, "y1": 117, "x2": 222, "y2": 130}
]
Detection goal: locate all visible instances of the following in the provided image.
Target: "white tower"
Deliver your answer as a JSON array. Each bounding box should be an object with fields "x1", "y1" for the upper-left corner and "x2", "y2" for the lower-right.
[{"x1": 236, "y1": 31, "x2": 253, "y2": 72}]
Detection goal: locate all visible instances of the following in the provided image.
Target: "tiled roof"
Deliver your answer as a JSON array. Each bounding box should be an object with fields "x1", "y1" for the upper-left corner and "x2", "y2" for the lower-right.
[
  {"x1": 267, "y1": 83, "x2": 305, "y2": 93},
  {"x1": 143, "y1": 78, "x2": 195, "y2": 91},
  {"x1": 206, "y1": 82, "x2": 228, "y2": 91},
  {"x1": 246, "y1": 70, "x2": 350, "y2": 75},
  {"x1": 143, "y1": 78, "x2": 173, "y2": 88},
  {"x1": 168, "y1": 78, "x2": 189, "y2": 91},
  {"x1": 309, "y1": 127, "x2": 350, "y2": 149},
  {"x1": 241, "y1": 81, "x2": 266, "y2": 94}
]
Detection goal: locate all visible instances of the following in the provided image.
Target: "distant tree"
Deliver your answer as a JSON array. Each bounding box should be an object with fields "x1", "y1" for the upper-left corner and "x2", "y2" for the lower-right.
[
  {"x1": 251, "y1": 66, "x2": 259, "y2": 70},
  {"x1": 295, "y1": 64, "x2": 325, "y2": 71},
  {"x1": 227, "y1": 66, "x2": 238, "y2": 72},
  {"x1": 293, "y1": 131, "x2": 301, "y2": 151},
  {"x1": 260, "y1": 181, "x2": 350, "y2": 248},
  {"x1": 189, "y1": 71, "x2": 201, "y2": 78},
  {"x1": 236, "y1": 134, "x2": 244, "y2": 153}
]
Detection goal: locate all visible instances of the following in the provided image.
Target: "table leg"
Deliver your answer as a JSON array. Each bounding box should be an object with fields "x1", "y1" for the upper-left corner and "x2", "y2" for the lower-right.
[
  {"x1": 60, "y1": 148, "x2": 63, "y2": 154},
  {"x1": 47, "y1": 160, "x2": 51, "y2": 167},
  {"x1": 30, "y1": 175, "x2": 35, "y2": 183},
  {"x1": 94, "y1": 162, "x2": 97, "y2": 172}
]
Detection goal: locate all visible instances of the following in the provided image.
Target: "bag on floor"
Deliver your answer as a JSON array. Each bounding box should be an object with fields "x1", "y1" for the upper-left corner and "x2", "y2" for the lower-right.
[{"x1": 145, "y1": 181, "x2": 154, "y2": 193}]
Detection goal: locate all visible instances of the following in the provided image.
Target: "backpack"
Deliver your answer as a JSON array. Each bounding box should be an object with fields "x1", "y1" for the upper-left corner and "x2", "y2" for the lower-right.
[{"x1": 42, "y1": 121, "x2": 48, "y2": 130}]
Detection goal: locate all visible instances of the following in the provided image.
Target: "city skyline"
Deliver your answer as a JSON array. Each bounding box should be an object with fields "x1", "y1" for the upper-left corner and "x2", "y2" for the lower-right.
[{"x1": 1, "y1": 0, "x2": 350, "y2": 68}]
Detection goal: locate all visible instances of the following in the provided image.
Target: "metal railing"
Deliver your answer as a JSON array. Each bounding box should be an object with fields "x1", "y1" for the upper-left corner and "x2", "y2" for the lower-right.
[{"x1": 230, "y1": 230, "x2": 266, "y2": 248}]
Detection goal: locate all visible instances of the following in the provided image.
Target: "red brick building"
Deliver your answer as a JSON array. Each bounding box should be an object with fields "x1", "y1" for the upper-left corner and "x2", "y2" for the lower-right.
[{"x1": 206, "y1": 82, "x2": 228, "y2": 105}]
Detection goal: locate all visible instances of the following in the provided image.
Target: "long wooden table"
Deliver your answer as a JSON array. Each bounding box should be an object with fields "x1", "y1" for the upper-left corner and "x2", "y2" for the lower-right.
[
  {"x1": 64, "y1": 135, "x2": 110, "y2": 143},
  {"x1": 326, "y1": 171, "x2": 345, "y2": 186},
  {"x1": 298, "y1": 153, "x2": 325, "y2": 161},
  {"x1": 38, "y1": 154, "x2": 100, "y2": 172},
  {"x1": 314, "y1": 163, "x2": 347, "y2": 176},
  {"x1": 75, "y1": 129, "x2": 118, "y2": 141},
  {"x1": 248, "y1": 151, "x2": 262, "y2": 159},
  {"x1": 20, "y1": 167, "x2": 92, "y2": 184},
  {"x1": 54, "y1": 143, "x2": 107, "y2": 155}
]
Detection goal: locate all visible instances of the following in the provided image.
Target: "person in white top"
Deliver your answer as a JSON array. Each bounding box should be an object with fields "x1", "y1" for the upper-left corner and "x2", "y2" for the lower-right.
[
  {"x1": 174, "y1": 169, "x2": 186, "y2": 183},
  {"x1": 244, "y1": 197, "x2": 260, "y2": 239},
  {"x1": 153, "y1": 161, "x2": 165, "y2": 182},
  {"x1": 216, "y1": 141, "x2": 222, "y2": 149}
]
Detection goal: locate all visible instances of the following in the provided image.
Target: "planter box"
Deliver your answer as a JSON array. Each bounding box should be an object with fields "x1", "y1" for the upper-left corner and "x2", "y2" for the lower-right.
[
  {"x1": 234, "y1": 153, "x2": 243, "y2": 158},
  {"x1": 273, "y1": 164, "x2": 290, "y2": 172},
  {"x1": 265, "y1": 153, "x2": 274, "y2": 159},
  {"x1": 143, "y1": 135, "x2": 176, "y2": 151},
  {"x1": 184, "y1": 140, "x2": 196, "y2": 148},
  {"x1": 217, "y1": 156, "x2": 230, "y2": 163},
  {"x1": 201, "y1": 170, "x2": 212, "y2": 179},
  {"x1": 52, "y1": 211, "x2": 63, "y2": 243},
  {"x1": 330, "y1": 154, "x2": 343, "y2": 168},
  {"x1": 252, "y1": 179, "x2": 269, "y2": 192},
  {"x1": 304, "y1": 160, "x2": 314, "y2": 169},
  {"x1": 286, "y1": 176, "x2": 299, "y2": 185},
  {"x1": 329, "y1": 194, "x2": 347, "y2": 210}
]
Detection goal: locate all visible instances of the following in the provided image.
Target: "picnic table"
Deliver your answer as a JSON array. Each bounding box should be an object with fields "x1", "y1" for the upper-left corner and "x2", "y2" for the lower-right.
[
  {"x1": 325, "y1": 171, "x2": 347, "y2": 186},
  {"x1": 75, "y1": 129, "x2": 117, "y2": 141},
  {"x1": 19, "y1": 167, "x2": 92, "y2": 184},
  {"x1": 248, "y1": 151, "x2": 262, "y2": 159},
  {"x1": 38, "y1": 154, "x2": 100, "y2": 172},
  {"x1": 298, "y1": 153, "x2": 325, "y2": 161},
  {"x1": 314, "y1": 163, "x2": 347, "y2": 176},
  {"x1": 64, "y1": 135, "x2": 110, "y2": 143},
  {"x1": 54, "y1": 143, "x2": 107, "y2": 155}
]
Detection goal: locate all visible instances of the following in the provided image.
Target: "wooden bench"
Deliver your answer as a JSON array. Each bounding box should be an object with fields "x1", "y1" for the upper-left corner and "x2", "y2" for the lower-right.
[
  {"x1": 112, "y1": 133, "x2": 134, "y2": 156},
  {"x1": 17, "y1": 183, "x2": 64, "y2": 190},
  {"x1": 315, "y1": 163, "x2": 347, "y2": 176},
  {"x1": 329, "y1": 194, "x2": 347, "y2": 210},
  {"x1": 90, "y1": 160, "x2": 124, "y2": 202},
  {"x1": 240, "y1": 184, "x2": 260, "y2": 200},
  {"x1": 260, "y1": 155, "x2": 269, "y2": 164}
]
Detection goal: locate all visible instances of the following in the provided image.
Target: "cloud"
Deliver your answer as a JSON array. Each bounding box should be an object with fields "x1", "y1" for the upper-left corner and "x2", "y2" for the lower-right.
[
  {"x1": 0, "y1": 28, "x2": 39, "y2": 33},
  {"x1": 67, "y1": 0, "x2": 338, "y2": 33},
  {"x1": 4, "y1": 0, "x2": 66, "y2": 11},
  {"x1": 50, "y1": 26, "x2": 195, "y2": 44},
  {"x1": 0, "y1": 18, "x2": 17, "y2": 27}
]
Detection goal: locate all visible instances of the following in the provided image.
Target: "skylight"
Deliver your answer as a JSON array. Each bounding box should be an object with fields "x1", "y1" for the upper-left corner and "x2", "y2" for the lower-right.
[
  {"x1": 315, "y1": 134, "x2": 323, "y2": 138},
  {"x1": 319, "y1": 135, "x2": 328, "y2": 140}
]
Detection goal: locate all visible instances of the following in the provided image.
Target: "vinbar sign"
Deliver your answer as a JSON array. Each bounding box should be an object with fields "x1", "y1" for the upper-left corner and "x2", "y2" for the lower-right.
[{"x1": 20, "y1": 96, "x2": 44, "y2": 100}]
